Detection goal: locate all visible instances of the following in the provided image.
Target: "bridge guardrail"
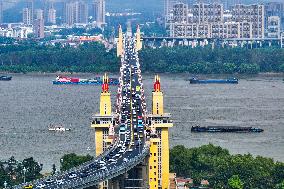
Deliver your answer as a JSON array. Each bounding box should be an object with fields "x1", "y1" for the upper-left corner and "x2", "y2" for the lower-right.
[{"x1": 65, "y1": 144, "x2": 150, "y2": 189}]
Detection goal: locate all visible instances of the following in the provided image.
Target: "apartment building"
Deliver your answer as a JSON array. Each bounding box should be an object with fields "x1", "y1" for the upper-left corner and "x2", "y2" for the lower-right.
[
  {"x1": 168, "y1": 2, "x2": 265, "y2": 39},
  {"x1": 64, "y1": 1, "x2": 88, "y2": 26},
  {"x1": 231, "y1": 4, "x2": 265, "y2": 38},
  {"x1": 267, "y1": 16, "x2": 281, "y2": 38}
]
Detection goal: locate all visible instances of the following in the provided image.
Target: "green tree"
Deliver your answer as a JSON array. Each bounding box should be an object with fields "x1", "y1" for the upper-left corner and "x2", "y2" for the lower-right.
[
  {"x1": 279, "y1": 64, "x2": 284, "y2": 72},
  {"x1": 170, "y1": 144, "x2": 283, "y2": 189},
  {"x1": 276, "y1": 180, "x2": 284, "y2": 189},
  {"x1": 60, "y1": 153, "x2": 93, "y2": 171},
  {"x1": 228, "y1": 175, "x2": 244, "y2": 189}
]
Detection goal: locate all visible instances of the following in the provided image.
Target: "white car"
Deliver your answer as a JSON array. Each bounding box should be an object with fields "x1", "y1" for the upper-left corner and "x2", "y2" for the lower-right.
[
  {"x1": 100, "y1": 166, "x2": 107, "y2": 170},
  {"x1": 36, "y1": 183, "x2": 46, "y2": 188},
  {"x1": 68, "y1": 173, "x2": 77, "y2": 179},
  {"x1": 56, "y1": 179, "x2": 64, "y2": 185}
]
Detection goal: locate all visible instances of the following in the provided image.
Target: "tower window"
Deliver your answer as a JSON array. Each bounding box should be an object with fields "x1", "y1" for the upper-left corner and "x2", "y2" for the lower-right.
[{"x1": 156, "y1": 103, "x2": 159, "y2": 114}]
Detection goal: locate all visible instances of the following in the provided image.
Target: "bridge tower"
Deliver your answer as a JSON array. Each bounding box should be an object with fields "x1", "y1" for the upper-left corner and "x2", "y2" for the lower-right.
[
  {"x1": 91, "y1": 73, "x2": 114, "y2": 189},
  {"x1": 148, "y1": 75, "x2": 173, "y2": 189},
  {"x1": 117, "y1": 25, "x2": 123, "y2": 57},
  {"x1": 91, "y1": 73, "x2": 114, "y2": 156},
  {"x1": 136, "y1": 25, "x2": 142, "y2": 51}
]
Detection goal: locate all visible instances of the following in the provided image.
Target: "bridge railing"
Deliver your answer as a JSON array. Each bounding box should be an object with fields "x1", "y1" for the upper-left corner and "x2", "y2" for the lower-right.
[{"x1": 63, "y1": 144, "x2": 150, "y2": 189}]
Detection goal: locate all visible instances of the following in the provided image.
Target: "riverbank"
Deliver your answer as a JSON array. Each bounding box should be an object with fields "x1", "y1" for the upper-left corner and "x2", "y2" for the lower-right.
[
  {"x1": 0, "y1": 43, "x2": 283, "y2": 74},
  {"x1": 1, "y1": 71, "x2": 284, "y2": 77}
]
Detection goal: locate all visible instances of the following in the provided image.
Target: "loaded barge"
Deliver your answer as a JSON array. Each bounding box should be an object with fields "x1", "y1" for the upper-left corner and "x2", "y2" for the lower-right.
[
  {"x1": 189, "y1": 77, "x2": 238, "y2": 84},
  {"x1": 53, "y1": 76, "x2": 119, "y2": 85},
  {"x1": 191, "y1": 126, "x2": 263, "y2": 133}
]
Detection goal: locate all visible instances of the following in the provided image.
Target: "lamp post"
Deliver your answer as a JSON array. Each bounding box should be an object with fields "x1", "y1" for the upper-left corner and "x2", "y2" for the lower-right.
[
  {"x1": 23, "y1": 167, "x2": 27, "y2": 183},
  {"x1": 4, "y1": 181, "x2": 7, "y2": 188}
]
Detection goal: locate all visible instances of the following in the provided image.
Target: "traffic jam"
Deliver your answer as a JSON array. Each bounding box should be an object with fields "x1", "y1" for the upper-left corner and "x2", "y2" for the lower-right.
[{"x1": 17, "y1": 36, "x2": 149, "y2": 189}]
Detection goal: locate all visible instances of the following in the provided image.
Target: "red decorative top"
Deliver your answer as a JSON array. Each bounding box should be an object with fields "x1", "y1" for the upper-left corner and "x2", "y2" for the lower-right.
[
  {"x1": 154, "y1": 75, "x2": 161, "y2": 92},
  {"x1": 102, "y1": 73, "x2": 109, "y2": 92}
]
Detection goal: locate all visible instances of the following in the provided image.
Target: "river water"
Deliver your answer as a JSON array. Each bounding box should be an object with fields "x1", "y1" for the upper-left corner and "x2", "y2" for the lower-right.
[{"x1": 0, "y1": 74, "x2": 283, "y2": 171}]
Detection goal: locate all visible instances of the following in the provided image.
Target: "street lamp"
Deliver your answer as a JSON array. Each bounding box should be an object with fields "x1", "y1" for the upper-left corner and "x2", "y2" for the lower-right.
[
  {"x1": 4, "y1": 181, "x2": 7, "y2": 189},
  {"x1": 23, "y1": 167, "x2": 27, "y2": 183}
]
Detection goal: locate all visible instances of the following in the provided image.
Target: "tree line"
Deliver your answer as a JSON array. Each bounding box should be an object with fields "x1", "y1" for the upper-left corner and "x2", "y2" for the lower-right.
[
  {"x1": 0, "y1": 40, "x2": 283, "y2": 74},
  {"x1": 170, "y1": 144, "x2": 284, "y2": 189},
  {"x1": 1, "y1": 145, "x2": 283, "y2": 188}
]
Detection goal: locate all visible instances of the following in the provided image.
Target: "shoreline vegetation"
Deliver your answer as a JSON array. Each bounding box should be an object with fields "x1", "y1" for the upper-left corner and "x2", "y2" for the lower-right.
[
  {"x1": 0, "y1": 145, "x2": 283, "y2": 189},
  {"x1": 0, "y1": 42, "x2": 283, "y2": 74}
]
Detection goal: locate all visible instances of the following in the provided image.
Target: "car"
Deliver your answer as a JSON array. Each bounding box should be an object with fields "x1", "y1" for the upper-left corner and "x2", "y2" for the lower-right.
[
  {"x1": 79, "y1": 172, "x2": 88, "y2": 178},
  {"x1": 115, "y1": 153, "x2": 120, "y2": 157},
  {"x1": 56, "y1": 179, "x2": 64, "y2": 185},
  {"x1": 35, "y1": 183, "x2": 46, "y2": 189},
  {"x1": 23, "y1": 184, "x2": 33, "y2": 189},
  {"x1": 138, "y1": 120, "x2": 143, "y2": 127},
  {"x1": 108, "y1": 159, "x2": 116, "y2": 162},
  {"x1": 68, "y1": 173, "x2": 77, "y2": 179},
  {"x1": 99, "y1": 161, "x2": 106, "y2": 166},
  {"x1": 45, "y1": 178, "x2": 54, "y2": 183},
  {"x1": 120, "y1": 126, "x2": 126, "y2": 134},
  {"x1": 119, "y1": 148, "x2": 125, "y2": 153},
  {"x1": 128, "y1": 148, "x2": 133, "y2": 152},
  {"x1": 100, "y1": 166, "x2": 107, "y2": 170},
  {"x1": 123, "y1": 158, "x2": 129, "y2": 162},
  {"x1": 109, "y1": 151, "x2": 114, "y2": 156}
]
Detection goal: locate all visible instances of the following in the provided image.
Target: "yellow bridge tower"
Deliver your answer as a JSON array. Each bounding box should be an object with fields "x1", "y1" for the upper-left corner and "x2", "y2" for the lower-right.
[
  {"x1": 148, "y1": 75, "x2": 173, "y2": 189},
  {"x1": 91, "y1": 74, "x2": 114, "y2": 189},
  {"x1": 91, "y1": 73, "x2": 114, "y2": 157}
]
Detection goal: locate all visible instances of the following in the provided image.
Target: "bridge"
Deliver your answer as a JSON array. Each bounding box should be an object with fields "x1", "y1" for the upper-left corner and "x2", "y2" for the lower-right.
[
  {"x1": 142, "y1": 34, "x2": 284, "y2": 49},
  {"x1": 12, "y1": 25, "x2": 173, "y2": 189}
]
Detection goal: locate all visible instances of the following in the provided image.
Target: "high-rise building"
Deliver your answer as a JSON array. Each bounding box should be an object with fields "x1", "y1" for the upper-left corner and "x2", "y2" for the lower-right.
[
  {"x1": 48, "y1": 8, "x2": 56, "y2": 24},
  {"x1": 77, "y1": 1, "x2": 88, "y2": 24},
  {"x1": 23, "y1": 8, "x2": 32, "y2": 25},
  {"x1": 33, "y1": 18, "x2": 44, "y2": 38},
  {"x1": 231, "y1": 4, "x2": 265, "y2": 38},
  {"x1": 44, "y1": 0, "x2": 55, "y2": 24},
  {"x1": 265, "y1": 2, "x2": 284, "y2": 30},
  {"x1": 94, "y1": 0, "x2": 105, "y2": 27},
  {"x1": 267, "y1": 16, "x2": 281, "y2": 38},
  {"x1": 22, "y1": 0, "x2": 34, "y2": 26},
  {"x1": 26, "y1": 0, "x2": 34, "y2": 21},
  {"x1": 167, "y1": 1, "x2": 267, "y2": 39},
  {"x1": 64, "y1": 1, "x2": 88, "y2": 25},
  {"x1": 192, "y1": 3, "x2": 224, "y2": 24},
  {"x1": 35, "y1": 9, "x2": 44, "y2": 20}
]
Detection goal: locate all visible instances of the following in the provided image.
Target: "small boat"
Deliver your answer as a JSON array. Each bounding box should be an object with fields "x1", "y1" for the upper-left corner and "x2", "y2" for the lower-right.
[
  {"x1": 48, "y1": 124, "x2": 71, "y2": 132},
  {"x1": 0, "y1": 76, "x2": 12, "y2": 81},
  {"x1": 189, "y1": 77, "x2": 238, "y2": 84},
  {"x1": 191, "y1": 126, "x2": 263, "y2": 133},
  {"x1": 52, "y1": 76, "x2": 119, "y2": 85}
]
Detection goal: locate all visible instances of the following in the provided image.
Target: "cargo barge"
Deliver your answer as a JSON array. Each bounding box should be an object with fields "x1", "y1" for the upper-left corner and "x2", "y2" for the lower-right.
[
  {"x1": 189, "y1": 77, "x2": 238, "y2": 84},
  {"x1": 0, "y1": 76, "x2": 12, "y2": 81},
  {"x1": 191, "y1": 126, "x2": 263, "y2": 133},
  {"x1": 53, "y1": 76, "x2": 119, "y2": 85}
]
